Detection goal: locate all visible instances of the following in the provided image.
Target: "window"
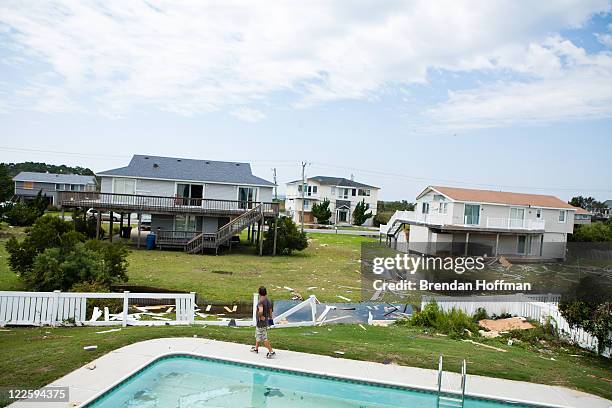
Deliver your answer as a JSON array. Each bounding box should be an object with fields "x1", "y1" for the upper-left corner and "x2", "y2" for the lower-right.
[
  {"x1": 339, "y1": 188, "x2": 350, "y2": 199},
  {"x1": 297, "y1": 184, "x2": 303, "y2": 193},
  {"x1": 351, "y1": 188, "x2": 356, "y2": 197},
  {"x1": 113, "y1": 178, "x2": 136, "y2": 194},
  {"x1": 433, "y1": 194, "x2": 445, "y2": 201},
  {"x1": 558, "y1": 210, "x2": 566, "y2": 223},
  {"x1": 23, "y1": 181, "x2": 34, "y2": 190},
  {"x1": 464, "y1": 204, "x2": 480, "y2": 225},
  {"x1": 307, "y1": 185, "x2": 317, "y2": 196},
  {"x1": 422, "y1": 202, "x2": 430, "y2": 214},
  {"x1": 509, "y1": 208, "x2": 525, "y2": 228},
  {"x1": 55, "y1": 183, "x2": 62, "y2": 190},
  {"x1": 536, "y1": 209, "x2": 542, "y2": 219},
  {"x1": 358, "y1": 188, "x2": 370, "y2": 196},
  {"x1": 438, "y1": 202, "x2": 448, "y2": 214}
]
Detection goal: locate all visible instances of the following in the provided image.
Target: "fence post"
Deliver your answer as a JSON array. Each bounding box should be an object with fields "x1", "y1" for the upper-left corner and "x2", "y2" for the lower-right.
[
  {"x1": 189, "y1": 292, "x2": 196, "y2": 324},
  {"x1": 51, "y1": 290, "x2": 61, "y2": 327},
  {"x1": 122, "y1": 291, "x2": 129, "y2": 327}
]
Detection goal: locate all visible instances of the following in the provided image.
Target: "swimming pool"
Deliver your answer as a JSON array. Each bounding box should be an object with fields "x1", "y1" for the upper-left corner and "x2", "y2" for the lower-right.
[{"x1": 85, "y1": 354, "x2": 532, "y2": 407}]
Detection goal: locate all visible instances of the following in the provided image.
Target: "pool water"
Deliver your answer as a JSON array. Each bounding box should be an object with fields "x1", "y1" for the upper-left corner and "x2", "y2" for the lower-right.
[{"x1": 86, "y1": 355, "x2": 530, "y2": 408}]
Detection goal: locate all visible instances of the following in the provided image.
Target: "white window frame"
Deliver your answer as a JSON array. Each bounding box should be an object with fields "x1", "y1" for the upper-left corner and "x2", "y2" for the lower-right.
[
  {"x1": 535, "y1": 209, "x2": 542, "y2": 219},
  {"x1": 558, "y1": 210, "x2": 566, "y2": 223},
  {"x1": 113, "y1": 178, "x2": 137, "y2": 195},
  {"x1": 438, "y1": 202, "x2": 448, "y2": 214},
  {"x1": 422, "y1": 202, "x2": 430, "y2": 214}
]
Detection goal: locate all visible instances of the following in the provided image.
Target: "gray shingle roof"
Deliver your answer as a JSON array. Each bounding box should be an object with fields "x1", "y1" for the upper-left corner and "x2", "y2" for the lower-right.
[
  {"x1": 97, "y1": 155, "x2": 274, "y2": 186},
  {"x1": 13, "y1": 172, "x2": 96, "y2": 185},
  {"x1": 288, "y1": 176, "x2": 378, "y2": 189}
]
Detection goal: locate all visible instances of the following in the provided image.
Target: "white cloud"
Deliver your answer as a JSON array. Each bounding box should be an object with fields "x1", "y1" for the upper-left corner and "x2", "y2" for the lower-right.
[
  {"x1": 0, "y1": 0, "x2": 610, "y2": 122},
  {"x1": 596, "y1": 33, "x2": 612, "y2": 47},
  {"x1": 419, "y1": 37, "x2": 612, "y2": 132},
  {"x1": 230, "y1": 107, "x2": 266, "y2": 122}
]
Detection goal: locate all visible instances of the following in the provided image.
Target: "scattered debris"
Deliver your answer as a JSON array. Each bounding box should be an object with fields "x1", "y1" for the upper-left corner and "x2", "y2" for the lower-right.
[
  {"x1": 307, "y1": 286, "x2": 317, "y2": 290},
  {"x1": 95, "y1": 328, "x2": 121, "y2": 334},
  {"x1": 358, "y1": 324, "x2": 367, "y2": 331},
  {"x1": 334, "y1": 351, "x2": 345, "y2": 355},
  {"x1": 499, "y1": 256, "x2": 512, "y2": 269},
  {"x1": 461, "y1": 340, "x2": 507, "y2": 352},
  {"x1": 283, "y1": 286, "x2": 294, "y2": 291},
  {"x1": 205, "y1": 305, "x2": 212, "y2": 312},
  {"x1": 83, "y1": 345, "x2": 98, "y2": 351},
  {"x1": 337, "y1": 295, "x2": 351, "y2": 302},
  {"x1": 86, "y1": 362, "x2": 96, "y2": 370},
  {"x1": 223, "y1": 305, "x2": 238, "y2": 313},
  {"x1": 291, "y1": 292, "x2": 304, "y2": 301}
]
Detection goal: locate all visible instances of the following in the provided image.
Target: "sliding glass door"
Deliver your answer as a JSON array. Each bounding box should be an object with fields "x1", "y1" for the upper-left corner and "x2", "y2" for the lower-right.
[
  {"x1": 464, "y1": 204, "x2": 480, "y2": 225},
  {"x1": 176, "y1": 184, "x2": 203, "y2": 206},
  {"x1": 239, "y1": 187, "x2": 257, "y2": 209},
  {"x1": 509, "y1": 208, "x2": 525, "y2": 228}
]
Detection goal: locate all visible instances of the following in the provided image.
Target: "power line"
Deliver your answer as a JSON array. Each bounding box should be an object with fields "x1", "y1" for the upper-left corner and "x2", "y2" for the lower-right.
[{"x1": 1, "y1": 145, "x2": 610, "y2": 193}]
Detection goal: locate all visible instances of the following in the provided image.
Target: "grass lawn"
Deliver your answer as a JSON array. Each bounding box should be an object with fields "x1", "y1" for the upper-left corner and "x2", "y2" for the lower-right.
[
  {"x1": 0, "y1": 324, "x2": 610, "y2": 407},
  {"x1": 124, "y1": 232, "x2": 373, "y2": 302}
]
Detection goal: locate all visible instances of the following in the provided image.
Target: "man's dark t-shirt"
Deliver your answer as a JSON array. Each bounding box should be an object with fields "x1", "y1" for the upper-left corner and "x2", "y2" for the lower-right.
[{"x1": 257, "y1": 297, "x2": 272, "y2": 328}]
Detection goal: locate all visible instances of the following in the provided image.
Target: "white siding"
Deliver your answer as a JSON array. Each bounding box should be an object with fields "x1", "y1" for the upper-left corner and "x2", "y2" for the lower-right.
[{"x1": 205, "y1": 183, "x2": 237, "y2": 201}]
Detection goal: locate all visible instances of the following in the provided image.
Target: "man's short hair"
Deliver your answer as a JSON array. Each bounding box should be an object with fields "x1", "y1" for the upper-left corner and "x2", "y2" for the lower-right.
[{"x1": 258, "y1": 286, "x2": 267, "y2": 296}]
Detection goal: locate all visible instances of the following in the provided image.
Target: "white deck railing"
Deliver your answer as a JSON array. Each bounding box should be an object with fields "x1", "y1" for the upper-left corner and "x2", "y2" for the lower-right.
[{"x1": 381, "y1": 210, "x2": 546, "y2": 234}]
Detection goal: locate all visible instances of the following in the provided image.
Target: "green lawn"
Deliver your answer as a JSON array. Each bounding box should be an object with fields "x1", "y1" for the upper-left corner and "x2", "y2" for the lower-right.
[
  {"x1": 0, "y1": 324, "x2": 610, "y2": 407},
  {"x1": 124, "y1": 232, "x2": 373, "y2": 302}
]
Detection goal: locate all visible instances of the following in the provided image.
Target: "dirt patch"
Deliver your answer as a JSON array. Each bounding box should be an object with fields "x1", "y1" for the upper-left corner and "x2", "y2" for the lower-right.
[{"x1": 479, "y1": 317, "x2": 534, "y2": 332}]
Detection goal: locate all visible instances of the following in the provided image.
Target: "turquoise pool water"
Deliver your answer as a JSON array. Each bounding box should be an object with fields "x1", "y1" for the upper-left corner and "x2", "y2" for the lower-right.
[{"x1": 86, "y1": 355, "x2": 531, "y2": 408}]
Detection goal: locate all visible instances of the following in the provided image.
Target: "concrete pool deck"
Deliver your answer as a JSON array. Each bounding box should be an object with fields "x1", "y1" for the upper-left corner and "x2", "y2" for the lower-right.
[{"x1": 8, "y1": 337, "x2": 611, "y2": 407}]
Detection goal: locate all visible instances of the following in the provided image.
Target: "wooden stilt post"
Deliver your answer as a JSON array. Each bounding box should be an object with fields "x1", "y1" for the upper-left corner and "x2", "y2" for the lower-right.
[
  {"x1": 96, "y1": 213, "x2": 101, "y2": 240},
  {"x1": 137, "y1": 213, "x2": 142, "y2": 249},
  {"x1": 272, "y1": 216, "x2": 278, "y2": 256},
  {"x1": 109, "y1": 211, "x2": 114, "y2": 243},
  {"x1": 259, "y1": 205, "x2": 264, "y2": 256},
  {"x1": 120, "y1": 213, "x2": 124, "y2": 239},
  {"x1": 60, "y1": 208, "x2": 65, "y2": 221},
  {"x1": 464, "y1": 232, "x2": 470, "y2": 256},
  {"x1": 495, "y1": 233, "x2": 499, "y2": 257},
  {"x1": 247, "y1": 223, "x2": 251, "y2": 241}
]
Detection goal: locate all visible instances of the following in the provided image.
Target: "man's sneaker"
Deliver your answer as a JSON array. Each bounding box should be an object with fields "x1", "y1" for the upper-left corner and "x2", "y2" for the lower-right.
[
  {"x1": 250, "y1": 346, "x2": 258, "y2": 354},
  {"x1": 266, "y1": 351, "x2": 276, "y2": 359}
]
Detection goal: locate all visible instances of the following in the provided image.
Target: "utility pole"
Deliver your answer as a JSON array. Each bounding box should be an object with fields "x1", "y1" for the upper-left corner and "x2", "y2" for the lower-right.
[
  {"x1": 272, "y1": 168, "x2": 278, "y2": 200},
  {"x1": 300, "y1": 161, "x2": 306, "y2": 233}
]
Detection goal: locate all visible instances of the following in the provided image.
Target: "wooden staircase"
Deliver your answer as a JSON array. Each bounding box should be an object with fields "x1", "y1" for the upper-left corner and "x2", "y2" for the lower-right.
[{"x1": 184, "y1": 204, "x2": 264, "y2": 254}]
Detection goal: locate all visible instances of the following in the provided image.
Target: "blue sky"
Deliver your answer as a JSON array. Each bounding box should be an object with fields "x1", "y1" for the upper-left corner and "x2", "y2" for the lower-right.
[{"x1": 1, "y1": 1, "x2": 611, "y2": 201}]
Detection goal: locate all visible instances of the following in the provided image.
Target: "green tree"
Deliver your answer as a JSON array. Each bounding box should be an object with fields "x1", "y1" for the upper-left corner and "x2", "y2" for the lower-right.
[
  {"x1": 262, "y1": 216, "x2": 308, "y2": 255},
  {"x1": 311, "y1": 198, "x2": 332, "y2": 224},
  {"x1": 569, "y1": 222, "x2": 612, "y2": 242},
  {"x1": 559, "y1": 276, "x2": 612, "y2": 355},
  {"x1": 352, "y1": 199, "x2": 373, "y2": 225},
  {"x1": 0, "y1": 164, "x2": 12, "y2": 202},
  {"x1": 4, "y1": 203, "x2": 40, "y2": 226},
  {"x1": 568, "y1": 196, "x2": 604, "y2": 212}
]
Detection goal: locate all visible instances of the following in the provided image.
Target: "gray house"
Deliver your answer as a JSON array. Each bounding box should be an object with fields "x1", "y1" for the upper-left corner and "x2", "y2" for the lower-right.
[
  {"x1": 57, "y1": 155, "x2": 278, "y2": 254},
  {"x1": 13, "y1": 172, "x2": 96, "y2": 205}
]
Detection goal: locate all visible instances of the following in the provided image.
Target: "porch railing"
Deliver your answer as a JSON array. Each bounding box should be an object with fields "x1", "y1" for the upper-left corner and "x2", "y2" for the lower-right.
[
  {"x1": 157, "y1": 230, "x2": 200, "y2": 247},
  {"x1": 57, "y1": 191, "x2": 279, "y2": 216}
]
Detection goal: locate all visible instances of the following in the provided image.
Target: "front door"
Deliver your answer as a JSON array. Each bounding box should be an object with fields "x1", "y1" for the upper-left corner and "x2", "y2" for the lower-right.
[
  {"x1": 517, "y1": 235, "x2": 527, "y2": 255},
  {"x1": 239, "y1": 187, "x2": 257, "y2": 209},
  {"x1": 338, "y1": 209, "x2": 348, "y2": 223}
]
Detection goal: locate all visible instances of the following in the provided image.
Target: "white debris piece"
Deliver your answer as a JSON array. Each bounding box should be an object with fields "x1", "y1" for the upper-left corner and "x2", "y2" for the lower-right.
[
  {"x1": 83, "y1": 345, "x2": 98, "y2": 351},
  {"x1": 337, "y1": 295, "x2": 351, "y2": 302},
  {"x1": 95, "y1": 328, "x2": 121, "y2": 334},
  {"x1": 205, "y1": 305, "x2": 212, "y2": 312}
]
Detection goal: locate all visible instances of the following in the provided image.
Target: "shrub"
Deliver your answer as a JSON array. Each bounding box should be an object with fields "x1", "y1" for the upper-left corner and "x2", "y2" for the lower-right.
[
  {"x1": 472, "y1": 307, "x2": 488, "y2": 322},
  {"x1": 262, "y1": 216, "x2": 308, "y2": 255},
  {"x1": 5, "y1": 203, "x2": 40, "y2": 226},
  {"x1": 352, "y1": 199, "x2": 373, "y2": 226},
  {"x1": 6, "y1": 216, "x2": 128, "y2": 291},
  {"x1": 408, "y1": 301, "x2": 478, "y2": 338},
  {"x1": 311, "y1": 199, "x2": 332, "y2": 224}
]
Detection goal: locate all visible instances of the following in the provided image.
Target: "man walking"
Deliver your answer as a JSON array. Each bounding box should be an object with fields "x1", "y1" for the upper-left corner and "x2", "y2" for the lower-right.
[{"x1": 251, "y1": 286, "x2": 275, "y2": 359}]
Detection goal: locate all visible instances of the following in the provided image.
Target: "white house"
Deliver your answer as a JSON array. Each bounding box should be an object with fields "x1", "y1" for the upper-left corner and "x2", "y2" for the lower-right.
[
  {"x1": 285, "y1": 176, "x2": 379, "y2": 226},
  {"x1": 381, "y1": 186, "x2": 578, "y2": 260}
]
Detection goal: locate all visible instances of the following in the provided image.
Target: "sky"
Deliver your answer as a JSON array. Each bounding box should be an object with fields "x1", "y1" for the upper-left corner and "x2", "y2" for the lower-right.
[{"x1": 1, "y1": 1, "x2": 612, "y2": 201}]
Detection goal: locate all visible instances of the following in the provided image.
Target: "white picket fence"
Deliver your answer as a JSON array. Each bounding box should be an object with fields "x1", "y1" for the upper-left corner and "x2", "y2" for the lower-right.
[
  {"x1": 0, "y1": 291, "x2": 320, "y2": 328},
  {"x1": 422, "y1": 294, "x2": 610, "y2": 357},
  {"x1": 0, "y1": 291, "x2": 196, "y2": 327}
]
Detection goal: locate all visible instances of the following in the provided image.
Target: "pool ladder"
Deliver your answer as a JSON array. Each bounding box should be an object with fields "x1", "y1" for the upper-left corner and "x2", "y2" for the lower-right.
[{"x1": 436, "y1": 356, "x2": 466, "y2": 408}]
